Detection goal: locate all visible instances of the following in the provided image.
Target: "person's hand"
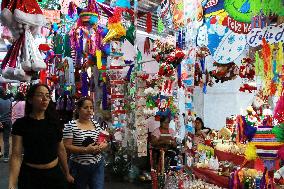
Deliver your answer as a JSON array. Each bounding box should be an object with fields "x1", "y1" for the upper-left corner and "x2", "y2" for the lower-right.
[
  {"x1": 66, "y1": 173, "x2": 75, "y2": 183},
  {"x1": 8, "y1": 185, "x2": 16, "y2": 189},
  {"x1": 85, "y1": 143, "x2": 99, "y2": 154},
  {"x1": 99, "y1": 142, "x2": 108, "y2": 151},
  {"x1": 0, "y1": 122, "x2": 3, "y2": 129}
]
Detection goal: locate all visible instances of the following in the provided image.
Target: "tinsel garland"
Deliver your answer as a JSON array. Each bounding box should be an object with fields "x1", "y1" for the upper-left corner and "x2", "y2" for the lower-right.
[
  {"x1": 81, "y1": 71, "x2": 89, "y2": 97},
  {"x1": 146, "y1": 12, "x2": 152, "y2": 33},
  {"x1": 255, "y1": 130, "x2": 273, "y2": 134},
  {"x1": 96, "y1": 50, "x2": 102, "y2": 69},
  {"x1": 102, "y1": 83, "x2": 108, "y2": 110},
  {"x1": 157, "y1": 18, "x2": 164, "y2": 34},
  {"x1": 250, "y1": 0, "x2": 284, "y2": 16},
  {"x1": 272, "y1": 123, "x2": 284, "y2": 142},
  {"x1": 245, "y1": 143, "x2": 258, "y2": 161},
  {"x1": 144, "y1": 37, "x2": 151, "y2": 55},
  {"x1": 274, "y1": 92, "x2": 284, "y2": 123},
  {"x1": 76, "y1": 29, "x2": 84, "y2": 65},
  {"x1": 255, "y1": 51, "x2": 264, "y2": 78},
  {"x1": 126, "y1": 65, "x2": 134, "y2": 81}
]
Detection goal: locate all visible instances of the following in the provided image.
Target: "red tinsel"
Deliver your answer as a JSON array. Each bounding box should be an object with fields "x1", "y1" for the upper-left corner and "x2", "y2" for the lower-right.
[
  {"x1": 144, "y1": 37, "x2": 151, "y2": 55},
  {"x1": 108, "y1": 7, "x2": 135, "y2": 24},
  {"x1": 108, "y1": 8, "x2": 123, "y2": 24},
  {"x1": 239, "y1": 84, "x2": 257, "y2": 93},
  {"x1": 274, "y1": 92, "x2": 284, "y2": 123},
  {"x1": 39, "y1": 70, "x2": 47, "y2": 84},
  {"x1": 239, "y1": 58, "x2": 255, "y2": 80},
  {"x1": 38, "y1": 44, "x2": 51, "y2": 51},
  {"x1": 158, "y1": 63, "x2": 174, "y2": 77},
  {"x1": 262, "y1": 38, "x2": 271, "y2": 74},
  {"x1": 146, "y1": 12, "x2": 152, "y2": 33}
]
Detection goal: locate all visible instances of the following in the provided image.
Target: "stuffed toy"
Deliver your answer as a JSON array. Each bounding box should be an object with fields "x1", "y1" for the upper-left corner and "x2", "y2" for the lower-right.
[
  {"x1": 252, "y1": 90, "x2": 267, "y2": 116},
  {"x1": 239, "y1": 83, "x2": 257, "y2": 93},
  {"x1": 239, "y1": 58, "x2": 255, "y2": 80},
  {"x1": 274, "y1": 166, "x2": 284, "y2": 184},
  {"x1": 0, "y1": 0, "x2": 47, "y2": 81},
  {"x1": 210, "y1": 62, "x2": 239, "y2": 83},
  {"x1": 218, "y1": 127, "x2": 232, "y2": 140},
  {"x1": 165, "y1": 48, "x2": 185, "y2": 68}
]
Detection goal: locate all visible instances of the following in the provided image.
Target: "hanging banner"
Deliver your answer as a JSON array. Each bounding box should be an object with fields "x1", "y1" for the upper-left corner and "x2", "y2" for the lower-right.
[
  {"x1": 247, "y1": 23, "x2": 284, "y2": 47},
  {"x1": 204, "y1": 0, "x2": 225, "y2": 17},
  {"x1": 225, "y1": 16, "x2": 251, "y2": 34}
]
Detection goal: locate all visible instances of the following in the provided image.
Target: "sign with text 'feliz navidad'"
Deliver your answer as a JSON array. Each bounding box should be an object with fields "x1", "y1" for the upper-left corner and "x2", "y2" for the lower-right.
[{"x1": 247, "y1": 23, "x2": 284, "y2": 47}]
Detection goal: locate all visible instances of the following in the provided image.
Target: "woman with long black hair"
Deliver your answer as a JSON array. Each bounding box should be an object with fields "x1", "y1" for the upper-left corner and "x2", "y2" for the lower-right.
[
  {"x1": 8, "y1": 84, "x2": 74, "y2": 189},
  {"x1": 63, "y1": 97, "x2": 108, "y2": 189}
]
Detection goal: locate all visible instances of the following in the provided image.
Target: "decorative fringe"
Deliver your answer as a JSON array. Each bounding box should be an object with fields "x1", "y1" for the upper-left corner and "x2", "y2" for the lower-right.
[
  {"x1": 126, "y1": 65, "x2": 134, "y2": 81},
  {"x1": 144, "y1": 37, "x2": 151, "y2": 55},
  {"x1": 157, "y1": 18, "x2": 164, "y2": 34},
  {"x1": 146, "y1": 12, "x2": 152, "y2": 33},
  {"x1": 68, "y1": 2, "x2": 77, "y2": 19},
  {"x1": 277, "y1": 145, "x2": 284, "y2": 160},
  {"x1": 272, "y1": 123, "x2": 284, "y2": 141},
  {"x1": 274, "y1": 93, "x2": 284, "y2": 123},
  {"x1": 81, "y1": 71, "x2": 89, "y2": 97},
  {"x1": 251, "y1": 0, "x2": 262, "y2": 17},
  {"x1": 102, "y1": 83, "x2": 108, "y2": 110},
  {"x1": 255, "y1": 51, "x2": 264, "y2": 78},
  {"x1": 277, "y1": 42, "x2": 283, "y2": 73},
  {"x1": 245, "y1": 143, "x2": 258, "y2": 161},
  {"x1": 243, "y1": 116, "x2": 257, "y2": 141},
  {"x1": 96, "y1": 50, "x2": 102, "y2": 69}
]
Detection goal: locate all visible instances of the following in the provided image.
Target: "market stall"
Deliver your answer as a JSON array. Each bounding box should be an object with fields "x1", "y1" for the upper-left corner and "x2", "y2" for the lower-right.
[{"x1": 0, "y1": 0, "x2": 284, "y2": 188}]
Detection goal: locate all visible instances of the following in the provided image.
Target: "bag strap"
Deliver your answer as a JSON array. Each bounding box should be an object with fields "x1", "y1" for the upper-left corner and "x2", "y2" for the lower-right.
[{"x1": 12, "y1": 101, "x2": 19, "y2": 109}]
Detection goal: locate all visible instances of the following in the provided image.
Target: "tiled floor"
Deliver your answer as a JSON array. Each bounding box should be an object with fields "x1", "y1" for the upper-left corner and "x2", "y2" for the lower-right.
[{"x1": 0, "y1": 160, "x2": 151, "y2": 189}]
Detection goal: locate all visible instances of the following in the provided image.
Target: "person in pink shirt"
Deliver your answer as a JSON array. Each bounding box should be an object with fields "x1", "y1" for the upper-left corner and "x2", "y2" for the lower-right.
[
  {"x1": 151, "y1": 116, "x2": 176, "y2": 148},
  {"x1": 12, "y1": 92, "x2": 26, "y2": 124},
  {"x1": 151, "y1": 116, "x2": 177, "y2": 171}
]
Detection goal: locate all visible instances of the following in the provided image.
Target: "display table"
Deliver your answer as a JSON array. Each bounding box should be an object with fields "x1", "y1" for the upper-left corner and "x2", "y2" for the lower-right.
[
  {"x1": 192, "y1": 167, "x2": 229, "y2": 188},
  {"x1": 214, "y1": 149, "x2": 254, "y2": 168}
]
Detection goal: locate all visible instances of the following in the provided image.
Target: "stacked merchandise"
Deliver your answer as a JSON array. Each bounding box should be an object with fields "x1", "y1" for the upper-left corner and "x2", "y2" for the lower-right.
[
  {"x1": 108, "y1": 41, "x2": 127, "y2": 131},
  {"x1": 135, "y1": 73, "x2": 148, "y2": 157},
  {"x1": 251, "y1": 126, "x2": 284, "y2": 170}
]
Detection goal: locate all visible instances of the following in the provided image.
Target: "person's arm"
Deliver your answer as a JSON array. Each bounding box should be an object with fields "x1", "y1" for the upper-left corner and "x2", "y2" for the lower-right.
[
  {"x1": 151, "y1": 136, "x2": 172, "y2": 147},
  {"x1": 8, "y1": 135, "x2": 23, "y2": 189},
  {"x1": 63, "y1": 138, "x2": 100, "y2": 154},
  {"x1": 98, "y1": 141, "x2": 108, "y2": 152},
  {"x1": 57, "y1": 141, "x2": 74, "y2": 183}
]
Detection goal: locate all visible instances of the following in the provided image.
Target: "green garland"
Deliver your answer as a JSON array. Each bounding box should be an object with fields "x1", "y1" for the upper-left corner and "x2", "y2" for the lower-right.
[
  {"x1": 224, "y1": 0, "x2": 284, "y2": 24},
  {"x1": 255, "y1": 130, "x2": 273, "y2": 134},
  {"x1": 272, "y1": 123, "x2": 284, "y2": 142}
]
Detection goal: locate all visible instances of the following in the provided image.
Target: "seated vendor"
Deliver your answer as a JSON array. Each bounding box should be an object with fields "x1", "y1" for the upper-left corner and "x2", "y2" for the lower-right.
[
  {"x1": 151, "y1": 115, "x2": 177, "y2": 149},
  {"x1": 150, "y1": 115, "x2": 177, "y2": 171},
  {"x1": 193, "y1": 117, "x2": 211, "y2": 147}
]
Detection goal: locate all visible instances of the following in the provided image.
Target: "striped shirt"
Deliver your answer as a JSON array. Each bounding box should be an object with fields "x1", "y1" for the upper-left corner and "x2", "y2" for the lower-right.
[{"x1": 63, "y1": 120, "x2": 102, "y2": 165}]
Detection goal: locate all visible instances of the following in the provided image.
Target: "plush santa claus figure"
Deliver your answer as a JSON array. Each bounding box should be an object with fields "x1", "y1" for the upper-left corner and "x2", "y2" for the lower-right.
[{"x1": 0, "y1": 0, "x2": 47, "y2": 81}]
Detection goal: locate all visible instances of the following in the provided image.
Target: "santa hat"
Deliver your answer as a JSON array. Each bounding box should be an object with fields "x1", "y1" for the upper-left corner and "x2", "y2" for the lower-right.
[
  {"x1": 0, "y1": 0, "x2": 46, "y2": 38},
  {"x1": 1, "y1": 0, "x2": 46, "y2": 26}
]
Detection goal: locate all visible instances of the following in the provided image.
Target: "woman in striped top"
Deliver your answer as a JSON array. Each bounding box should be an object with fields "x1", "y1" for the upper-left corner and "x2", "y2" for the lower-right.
[{"x1": 63, "y1": 97, "x2": 108, "y2": 189}]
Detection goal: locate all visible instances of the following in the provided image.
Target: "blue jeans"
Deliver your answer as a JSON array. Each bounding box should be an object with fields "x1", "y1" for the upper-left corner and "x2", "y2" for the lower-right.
[
  {"x1": 70, "y1": 159, "x2": 104, "y2": 189},
  {"x1": 2, "y1": 121, "x2": 11, "y2": 158}
]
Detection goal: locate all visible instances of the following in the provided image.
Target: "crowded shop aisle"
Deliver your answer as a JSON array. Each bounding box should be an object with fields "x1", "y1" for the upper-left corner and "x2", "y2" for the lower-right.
[
  {"x1": 0, "y1": 162, "x2": 151, "y2": 189},
  {"x1": 1, "y1": 0, "x2": 284, "y2": 188}
]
